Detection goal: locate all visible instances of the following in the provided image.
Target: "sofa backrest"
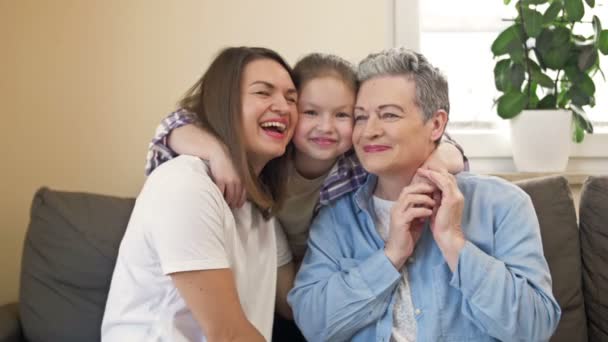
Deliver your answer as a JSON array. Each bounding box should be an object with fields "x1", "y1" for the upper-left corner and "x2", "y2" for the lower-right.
[
  {"x1": 579, "y1": 176, "x2": 608, "y2": 342},
  {"x1": 515, "y1": 176, "x2": 587, "y2": 342},
  {"x1": 19, "y1": 187, "x2": 134, "y2": 342}
]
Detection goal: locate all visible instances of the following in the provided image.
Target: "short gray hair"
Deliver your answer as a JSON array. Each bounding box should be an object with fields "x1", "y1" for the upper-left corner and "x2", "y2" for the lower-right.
[{"x1": 357, "y1": 47, "x2": 449, "y2": 121}]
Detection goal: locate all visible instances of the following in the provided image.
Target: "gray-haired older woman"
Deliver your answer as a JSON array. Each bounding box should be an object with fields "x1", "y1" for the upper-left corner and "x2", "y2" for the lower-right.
[{"x1": 287, "y1": 48, "x2": 561, "y2": 342}]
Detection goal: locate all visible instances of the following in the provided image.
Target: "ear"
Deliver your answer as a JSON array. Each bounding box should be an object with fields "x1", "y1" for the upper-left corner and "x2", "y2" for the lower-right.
[{"x1": 428, "y1": 109, "x2": 448, "y2": 142}]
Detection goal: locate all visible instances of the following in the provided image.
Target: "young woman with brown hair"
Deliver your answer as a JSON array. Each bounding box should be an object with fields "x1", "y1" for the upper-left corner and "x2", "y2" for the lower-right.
[{"x1": 102, "y1": 47, "x2": 298, "y2": 342}]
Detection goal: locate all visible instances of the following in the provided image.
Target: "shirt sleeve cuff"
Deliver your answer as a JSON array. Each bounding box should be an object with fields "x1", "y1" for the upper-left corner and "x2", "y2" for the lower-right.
[
  {"x1": 449, "y1": 241, "x2": 494, "y2": 298},
  {"x1": 357, "y1": 249, "x2": 402, "y2": 296}
]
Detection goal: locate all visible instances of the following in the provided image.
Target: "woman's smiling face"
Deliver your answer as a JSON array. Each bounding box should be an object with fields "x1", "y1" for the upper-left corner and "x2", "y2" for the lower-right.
[{"x1": 240, "y1": 58, "x2": 298, "y2": 172}]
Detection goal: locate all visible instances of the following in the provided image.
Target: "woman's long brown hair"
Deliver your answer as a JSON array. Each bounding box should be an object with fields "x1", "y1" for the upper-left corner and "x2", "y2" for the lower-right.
[{"x1": 179, "y1": 47, "x2": 293, "y2": 218}]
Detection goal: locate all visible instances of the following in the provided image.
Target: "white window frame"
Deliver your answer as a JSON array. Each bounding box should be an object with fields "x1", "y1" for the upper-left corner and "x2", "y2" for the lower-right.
[{"x1": 387, "y1": 0, "x2": 608, "y2": 173}]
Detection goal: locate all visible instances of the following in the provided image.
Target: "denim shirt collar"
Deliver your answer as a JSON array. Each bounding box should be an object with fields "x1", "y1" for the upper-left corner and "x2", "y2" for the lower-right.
[{"x1": 353, "y1": 173, "x2": 378, "y2": 214}]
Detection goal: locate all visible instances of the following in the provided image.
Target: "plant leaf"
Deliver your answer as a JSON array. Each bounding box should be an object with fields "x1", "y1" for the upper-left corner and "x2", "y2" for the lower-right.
[
  {"x1": 524, "y1": 81, "x2": 540, "y2": 108},
  {"x1": 571, "y1": 104, "x2": 594, "y2": 133},
  {"x1": 494, "y1": 59, "x2": 511, "y2": 91},
  {"x1": 578, "y1": 75, "x2": 596, "y2": 96},
  {"x1": 510, "y1": 63, "x2": 526, "y2": 91},
  {"x1": 568, "y1": 87, "x2": 592, "y2": 106},
  {"x1": 578, "y1": 45, "x2": 598, "y2": 71},
  {"x1": 532, "y1": 69, "x2": 555, "y2": 88},
  {"x1": 504, "y1": 0, "x2": 512, "y2": 4},
  {"x1": 492, "y1": 25, "x2": 522, "y2": 56},
  {"x1": 565, "y1": 66, "x2": 596, "y2": 96},
  {"x1": 584, "y1": 0, "x2": 595, "y2": 8},
  {"x1": 543, "y1": 1, "x2": 562, "y2": 24},
  {"x1": 522, "y1": 8, "x2": 544, "y2": 37},
  {"x1": 509, "y1": 43, "x2": 526, "y2": 63},
  {"x1": 497, "y1": 92, "x2": 528, "y2": 118},
  {"x1": 522, "y1": 0, "x2": 548, "y2": 4},
  {"x1": 536, "y1": 27, "x2": 572, "y2": 69},
  {"x1": 564, "y1": 0, "x2": 584, "y2": 22},
  {"x1": 573, "y1": 120, "x2": 585, "y2": 142},
  {"x1": 599, "y1": 30, "x2": 608, "y2": 55},
  {"x1": 593, "y1": 15, "x2": 602, "y2": 46},
  {"x1": 537, "y1": 94, "x2": 557, "y2": 108}
]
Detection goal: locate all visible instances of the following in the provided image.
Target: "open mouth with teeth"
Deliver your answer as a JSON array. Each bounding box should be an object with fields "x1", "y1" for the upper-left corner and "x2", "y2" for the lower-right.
[{"x1": 260, "y1": 121, "x2": 287, "y2": 138}]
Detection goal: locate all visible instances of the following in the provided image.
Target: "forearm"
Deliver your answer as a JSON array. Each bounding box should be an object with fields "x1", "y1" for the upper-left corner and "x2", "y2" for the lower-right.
[
  {"x1": 451, "y1": 242, "x2": 561, "y2": 341},
  {"x1": 436, "y1": 141, "x2": 465, "y2": 174},
  {"x1": 207, "y1": 320, "x2": 265, "y2": 342},
  {"x1": 168, "y1": 124, "x2": 225, "y2": 160},
  {"x1": 289, "y1": 250, "x2": 400, "y2": 341},
  {"x1": 275, "y1": 262, "x2": 296, "y2": 320}
]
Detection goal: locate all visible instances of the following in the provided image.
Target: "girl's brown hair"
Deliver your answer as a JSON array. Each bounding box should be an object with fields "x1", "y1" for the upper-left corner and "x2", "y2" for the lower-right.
[
  {"x1": 179, "y1": 46, "x2": 294, "y2": 218},
  {"x1": 292, "y1": 53, "x2": 358, "y2": 94}
]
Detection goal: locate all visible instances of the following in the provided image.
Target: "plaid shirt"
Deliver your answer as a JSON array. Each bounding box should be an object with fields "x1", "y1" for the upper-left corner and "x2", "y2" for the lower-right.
[{"x1": 145, "y1": 109, "x2": 469, "y2": 206}]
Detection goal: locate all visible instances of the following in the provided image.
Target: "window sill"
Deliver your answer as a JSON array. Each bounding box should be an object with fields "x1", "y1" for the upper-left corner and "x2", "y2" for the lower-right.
[{"x1": 450, "y1": 128, "x2": 608, "y2": 174}]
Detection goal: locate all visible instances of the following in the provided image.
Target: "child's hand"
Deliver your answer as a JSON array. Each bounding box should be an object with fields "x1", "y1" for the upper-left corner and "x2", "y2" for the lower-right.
[{"x1": 209, "y1": 145, "x2": 246, "y2": 208}]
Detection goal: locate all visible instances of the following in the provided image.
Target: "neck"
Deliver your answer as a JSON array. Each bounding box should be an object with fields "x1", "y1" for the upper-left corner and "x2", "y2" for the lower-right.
[
  {"x1": 294, "y1": 151, "x2": 336, "y2": 180},
  {"x1": 373, "y1": 169, "x2": 417, "y2": 201}
]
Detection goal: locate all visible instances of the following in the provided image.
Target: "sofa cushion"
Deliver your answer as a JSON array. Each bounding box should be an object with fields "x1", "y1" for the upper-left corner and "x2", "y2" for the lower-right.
[
  {"x1": 19, "y1": 188, "x2": 134, "y2": 342},
  {"x1": 515, "y1": 176, "x2": 586, "y2": 342},
  {"x1": 579, "y1": 176, "x2": 608, "y2": 342}
]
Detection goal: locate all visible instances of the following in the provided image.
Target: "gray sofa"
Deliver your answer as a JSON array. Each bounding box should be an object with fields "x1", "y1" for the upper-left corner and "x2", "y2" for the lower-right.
[{"x1": 1, "y1": 176, "x2": 607, "y2": 342}]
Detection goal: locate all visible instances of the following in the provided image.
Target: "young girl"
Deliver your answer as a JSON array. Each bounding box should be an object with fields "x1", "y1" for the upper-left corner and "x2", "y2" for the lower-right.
[
  {"x1": 102, "y1": 47, "x2": 298, "y2": 341},
  {"x1": 145, "y1": 53, "x2": 467, "y2": 263}
]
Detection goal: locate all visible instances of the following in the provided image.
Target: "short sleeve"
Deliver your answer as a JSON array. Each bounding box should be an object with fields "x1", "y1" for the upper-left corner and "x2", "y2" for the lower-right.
[
  {"x1": 145, "y1": 110, "x2": 200, "y2": 175},
  {"x1": 139, "y1": 156, "x2": 231, "y2": 275},
  {"x1": 275, "y1": 220, "x2": 293, "y2": 267}
]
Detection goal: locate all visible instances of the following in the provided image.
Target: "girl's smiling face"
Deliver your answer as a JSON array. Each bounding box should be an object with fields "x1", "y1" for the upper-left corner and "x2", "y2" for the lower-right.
[{"x1": 292, "y1": 76, "x2": 356, "y2": 162}]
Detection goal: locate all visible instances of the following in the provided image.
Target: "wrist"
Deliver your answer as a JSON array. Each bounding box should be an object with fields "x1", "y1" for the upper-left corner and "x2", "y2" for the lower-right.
[
  {"x1": 208, "y1": 139, "x2": 229, "y2": 159},
  {"x1": 384, "y1": 246, "x2": 408, "y2": 270},
  {"x1": 435, "y1": 228, "x2": 466, "y2": 271}
]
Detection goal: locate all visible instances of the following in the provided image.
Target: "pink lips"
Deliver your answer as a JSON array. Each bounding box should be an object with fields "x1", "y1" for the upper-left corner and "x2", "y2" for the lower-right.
[
  {"x1": 363, "y1": 145, "x2": 391, "y2": 153},
  {"x1": 264, "y1": 130, "x2": 286, "y2": 139},
  {"x1": 311, "y1": 137, "x2": 337, "y2": 147}
]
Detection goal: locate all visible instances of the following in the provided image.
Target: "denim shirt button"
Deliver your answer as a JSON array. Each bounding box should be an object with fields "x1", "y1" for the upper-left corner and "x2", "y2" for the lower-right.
[{"x1": 415, "y1": 308, "x2": 422, "y2": 315}]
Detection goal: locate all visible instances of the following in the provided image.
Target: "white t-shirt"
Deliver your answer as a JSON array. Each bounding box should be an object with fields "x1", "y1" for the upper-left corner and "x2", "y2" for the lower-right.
[
  {"x1": 102, "y1": 155, "x2": 292, "y2": 342},
  {"x1": 372, "y1": 196, "x2": 417, "y2": 342}
]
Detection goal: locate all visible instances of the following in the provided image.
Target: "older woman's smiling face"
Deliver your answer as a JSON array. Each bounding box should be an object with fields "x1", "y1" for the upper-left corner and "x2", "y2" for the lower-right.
[{"x1": 352, "y1": 75, "x2": 441, "y2": 177}]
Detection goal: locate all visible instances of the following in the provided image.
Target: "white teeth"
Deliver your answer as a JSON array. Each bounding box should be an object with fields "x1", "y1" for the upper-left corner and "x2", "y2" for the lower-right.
[{"x1": 260, "y1": 121, "x2": 286, "y2": 132}]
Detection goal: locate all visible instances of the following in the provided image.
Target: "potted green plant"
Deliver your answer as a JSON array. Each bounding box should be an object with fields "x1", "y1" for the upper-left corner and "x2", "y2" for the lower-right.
[{"x1": 491, "y1": 0, "x2": 608, "y2": 172}]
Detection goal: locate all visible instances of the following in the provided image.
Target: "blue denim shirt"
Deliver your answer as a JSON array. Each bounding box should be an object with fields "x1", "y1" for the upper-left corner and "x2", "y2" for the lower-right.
[{"x1": 288, "y1": 173, "x2": 561, "y2": 342}]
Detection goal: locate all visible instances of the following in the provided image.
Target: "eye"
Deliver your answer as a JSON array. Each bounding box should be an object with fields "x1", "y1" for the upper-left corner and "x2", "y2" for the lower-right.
[
  {"x1": 255, "y1": 91, "x2": 270, "y2": 96},
  {"x1": 354, "y1": 114, "x2": 368, "y2": 123},
  {"x1": 380, "y1": 112, "x2": 400, "y2": 120},
  {"x1": 303, "y1": 110, "x2": 317, "y2": 116},
  {"x1": 336, "y1": 112, "x2": 352, "y2": 119},
  {"x1": 286, "y1": 96, "x2": 297, "y2": 104}
]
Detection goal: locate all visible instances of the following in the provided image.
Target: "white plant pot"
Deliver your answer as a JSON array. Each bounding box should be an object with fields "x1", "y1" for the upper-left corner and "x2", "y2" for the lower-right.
[{"x1": 510, "y1": 109, "x2": 572, "y2": 172}]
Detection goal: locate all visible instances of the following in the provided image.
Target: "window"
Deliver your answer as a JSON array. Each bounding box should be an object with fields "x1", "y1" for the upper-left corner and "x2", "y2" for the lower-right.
[{"x1": 417, "y1": 0, "x2": 608, "y2": 131}]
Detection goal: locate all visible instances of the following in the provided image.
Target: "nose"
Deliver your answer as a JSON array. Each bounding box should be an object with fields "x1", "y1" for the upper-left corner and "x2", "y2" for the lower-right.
[
  {"x1": 362, "y1": 114, "x2": 382, "y2": 139},
  {"x1": 316, "y1": 114, "x2": 333, "y2": 133},
  {"x1": 270, "y1": 94, "x2": 291, "y2": 115}
]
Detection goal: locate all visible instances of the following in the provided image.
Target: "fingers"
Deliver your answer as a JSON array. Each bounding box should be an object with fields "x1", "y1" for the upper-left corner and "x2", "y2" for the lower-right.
[
  {"x1": 398, "y1": 182, "x2": 436, "y2": 200},
  {"x1": 393, "y1": 194, "x2": 436, "y2": 213},
  {"x1": 402, "y1": 207, "x2": 433, "y2": 224},
  {"x1": 217, "y1": 182, "x2": 228, "y2": 204},
  {"x1": 237, "y1": 187, "x2": 247, "y2": 208},
  {"x1": 218, "y1": 179, "x2": 245, "y2": 208},
  {"x1": 222, "y1": 181, "x2": 234, "y2": 208},
  {"x1": 416, "y1": 168, "x2": 459, "y2": 197}
]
